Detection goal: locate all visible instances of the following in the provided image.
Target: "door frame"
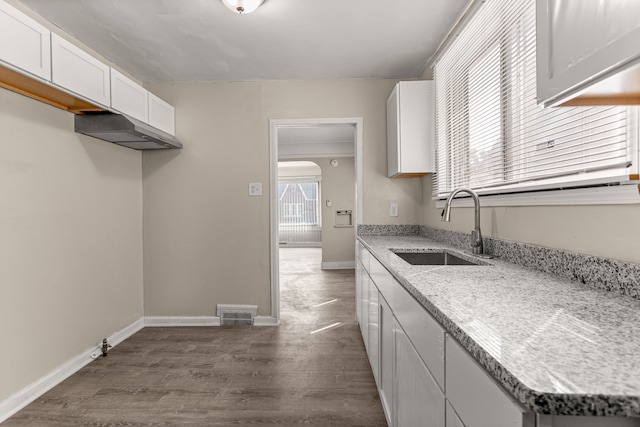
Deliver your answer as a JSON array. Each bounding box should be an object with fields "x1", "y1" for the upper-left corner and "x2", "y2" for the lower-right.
[{"x1": 269, "y1": 117, "x2": 363, "y2": 322}]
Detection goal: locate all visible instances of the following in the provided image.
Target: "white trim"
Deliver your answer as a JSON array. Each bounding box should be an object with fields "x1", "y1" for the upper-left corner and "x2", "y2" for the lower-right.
[
  {"x1": 0, "y1": 318, "x2": 144, "y2": 424},
  {"x1": 215, "y1": 304, "x2": 258, "y2": 317},
  {"x1": 269, "y1": 120, "x2": 280, "y2": 321},
  {"x1": 269, "y1": 117, "x2": 363, "y2": 326},
  {"x1": 253, "y1": 316, "x2": 279, "y2": 326},
  {"x1": 144, "y1": 316, "x2": 221, "y2": 327},
  {"x1": 321, "y1": 261, "x2": 356, "y2": 270},
  {"x1": 434, "y1": 184, "x2": 640, "y2": 208}
]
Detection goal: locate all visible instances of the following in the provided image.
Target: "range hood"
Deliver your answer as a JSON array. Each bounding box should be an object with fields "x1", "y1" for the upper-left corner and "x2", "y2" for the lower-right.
[{"x1": 74, "y1": 112, "x2": 182, "y2": 150}]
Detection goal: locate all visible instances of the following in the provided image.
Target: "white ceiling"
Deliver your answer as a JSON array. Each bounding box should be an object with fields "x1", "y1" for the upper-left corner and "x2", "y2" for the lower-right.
[{"x1": 18, "y1": 0, "x2": 469, "y2": 83}]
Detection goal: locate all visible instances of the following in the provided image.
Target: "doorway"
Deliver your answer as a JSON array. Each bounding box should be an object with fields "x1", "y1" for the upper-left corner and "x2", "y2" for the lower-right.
[
  {"x1": 278, "y1": 161, "x2": 322, "y2": 247},
  {"x1": 269, "y1": 118, "x2": 363, "y2": 322}
]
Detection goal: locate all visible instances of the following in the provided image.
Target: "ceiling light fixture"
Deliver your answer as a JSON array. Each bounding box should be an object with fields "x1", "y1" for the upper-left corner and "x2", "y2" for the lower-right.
[{"x1": 221, "y1": 0, "x2": 264, "y2": 14}]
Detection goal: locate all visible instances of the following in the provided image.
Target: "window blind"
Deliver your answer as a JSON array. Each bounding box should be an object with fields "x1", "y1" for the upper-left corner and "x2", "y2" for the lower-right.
[{"x1": 433, "y1": 0, "x2": 633, "y2": 199}]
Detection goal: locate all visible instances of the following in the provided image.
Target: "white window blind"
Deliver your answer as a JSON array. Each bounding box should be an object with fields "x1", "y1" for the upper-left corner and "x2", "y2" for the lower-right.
[{"x1": 433, "y1": 0, "x2": 635, "y2": 200}]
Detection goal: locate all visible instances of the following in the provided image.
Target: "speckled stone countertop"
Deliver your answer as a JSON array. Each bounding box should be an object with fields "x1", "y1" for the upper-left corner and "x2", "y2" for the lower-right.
[{"x1": 358, "y1": 234, "x2": 640, "y2": 417}]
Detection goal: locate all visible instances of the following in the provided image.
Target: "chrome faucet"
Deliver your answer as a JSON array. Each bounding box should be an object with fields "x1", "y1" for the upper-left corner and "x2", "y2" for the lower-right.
[{"x1": 441, "y1": 188, "x2": 483, "y2": 256}]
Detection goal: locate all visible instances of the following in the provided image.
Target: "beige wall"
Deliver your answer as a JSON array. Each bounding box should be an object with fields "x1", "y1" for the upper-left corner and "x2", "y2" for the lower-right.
[
  {"x1": 0, "y1": 89, "x2": 144, "y2": 401},
  {"x1": 420, "y1": 175, "x2": 640, "y2": 263},
  {"x1": 279, "y1": 158, "x2": 356, "y2": 264},
  {"x1": 143, "y1": 80, "x2": 422, "y2": 317}
]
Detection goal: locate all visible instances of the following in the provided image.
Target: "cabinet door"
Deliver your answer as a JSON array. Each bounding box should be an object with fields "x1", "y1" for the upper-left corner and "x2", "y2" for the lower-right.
[
  {"x1": 0, "y1": 1, "x2": 51, "y2": 80},
  {"x1": 51, "y1": 33, "x2": 110, "y2": 107},
  {"x1": 386, "y1": 80, "x2": 434, "y2": 177},
  {"x1": 379, "y1": 295, "x2": 394, "y2": 426},
  {"x1": 368, "y1": 281, "x2": 380, "y2": 384},
  {"x1": 148, "y1": 92, "x2": 175, "y2": 135},
  {"x1": 360, "y1": 273, "x2": 369, "y2": 351},
  {"x1": 355, "y1": 258, "x2": 362, "y2": 325},
  {"x1": 445, "y1": 335, "x2": 531, "y2": 427},
  {"x1": 386, "y1": 84, "x2": 400, "y2": 177},
  {"x1": 536, "y1": 0, "x2": 640, "y2": 107},
  {"x1": 395, "y1": 319, "x2": 445, "y2": 427},
  {"x1": 446, "y1": 400, "x2": 465, "y2": 427},
  {"x1": 111, "y1": 68, "x2": 148, "y2": 122},
  {"x1": 392, "y1": 278, "x2": 445, "y2": 390}
]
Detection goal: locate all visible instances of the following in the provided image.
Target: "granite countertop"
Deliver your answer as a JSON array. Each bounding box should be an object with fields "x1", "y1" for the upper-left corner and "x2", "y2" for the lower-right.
[{"x1": 358, "y1": 235, "x2": 640, "y2": 417}]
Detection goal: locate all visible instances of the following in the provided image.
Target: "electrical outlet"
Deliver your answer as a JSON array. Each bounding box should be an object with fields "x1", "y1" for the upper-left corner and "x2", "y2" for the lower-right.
[
  {"x1": 249, "y1": 182, "x2": 262, "y2": 196},
  {"x1": 390, "y1": 203, "x2": 399, "y2": 217}
]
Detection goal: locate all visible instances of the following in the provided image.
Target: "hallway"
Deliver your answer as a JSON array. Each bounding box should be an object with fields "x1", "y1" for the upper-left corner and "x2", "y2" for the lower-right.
[{"x1": 5, "y1": 248, "x2": 386, "y2": 426}]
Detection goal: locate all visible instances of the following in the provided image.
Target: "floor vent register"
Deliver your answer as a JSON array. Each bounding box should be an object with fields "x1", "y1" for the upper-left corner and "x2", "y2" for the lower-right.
[{"x1": 216, "y1": 304, "x2": 258, "y2": 326}]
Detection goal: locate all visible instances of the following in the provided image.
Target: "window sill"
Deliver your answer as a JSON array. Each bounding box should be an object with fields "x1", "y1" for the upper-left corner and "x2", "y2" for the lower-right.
[{"x1": 434, "y1": 183, "x2": 640, "y2": 208}]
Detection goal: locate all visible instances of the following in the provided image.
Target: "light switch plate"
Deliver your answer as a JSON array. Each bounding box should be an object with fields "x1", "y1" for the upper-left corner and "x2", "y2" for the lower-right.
[
  {"x1": 390, "y1": 203, "x2": 399, "y2": 217},
  {"x1": 249, "y1": 182, "x2": 262, "y2": 196}
]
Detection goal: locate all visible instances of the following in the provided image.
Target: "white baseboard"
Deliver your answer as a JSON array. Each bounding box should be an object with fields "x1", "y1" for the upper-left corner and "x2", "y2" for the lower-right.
[
  {"x1": 144, "y1": 316, "x2": 221, "y2": 327},
  {"x1": 253, "y1": 316, "x2": 279, "y2": 326},
  {"x1": 321, "y1": 261, "x2": 355, "y2": 270},
  {"x1": 0, "y1": 317, "x2": 144, "y2": 424}
]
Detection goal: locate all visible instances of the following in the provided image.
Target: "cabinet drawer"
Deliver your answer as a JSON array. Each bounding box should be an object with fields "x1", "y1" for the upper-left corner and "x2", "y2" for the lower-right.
[
  {"x1": 369, "y1": 255, "x2": 393, "y2": 303},
  {"x1": 446, "y1": 335, "x2": 531, "y2": 427},
  {"x1": 51, "y1": 33, "x2": 110, "y2": 107},
  {"x1": 0, "y1": 1, "x2": 51, "y2": 81},
  {"x1": 392, "y1": 280, "x2": 445, "y2": 390},
  {"x1": 357, "y1": 243, "x2": 370, "y2": 274},
  {"x1": 111, "y1": 68, "x2": 148, "y2": 123}
]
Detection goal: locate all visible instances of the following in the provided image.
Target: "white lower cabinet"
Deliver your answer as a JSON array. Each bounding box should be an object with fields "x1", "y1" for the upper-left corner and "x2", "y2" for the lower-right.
[
  {"x1": 446, "y1": 400, "x2": 466, "y2": 427},
  {"x1": 395, "y1": 319, "x2": 445, "y2": 427},
  {"x1": 445, "y1": 335, "x2": 534, "y2": 427},
  {"x1": 360, "y1": 272, "x2": 369, "y2": 351},
  {"x1": 379, "y1": 295, "x2": 394, "y2": 425},
  {"x1": 368, "y1": 282, "x2": 380, "y2": 383},
  {"x1": 357, "y1": 245, "x2": 640, "y2": 427}
]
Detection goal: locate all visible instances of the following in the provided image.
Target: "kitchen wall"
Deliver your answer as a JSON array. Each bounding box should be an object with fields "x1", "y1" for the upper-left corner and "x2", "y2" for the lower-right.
[
  {"x1": 420, "y1": 173, "x2": 640, "y2": 263},
  {"x1": 0, "y1": 88, "x2": 144, "y2": 402},
  {"x1": 143, "y1": 80, "x2": 421, "y2": 317},
  {"x1": 279, "y1": 158, "x2": 356, "y2": 266}
]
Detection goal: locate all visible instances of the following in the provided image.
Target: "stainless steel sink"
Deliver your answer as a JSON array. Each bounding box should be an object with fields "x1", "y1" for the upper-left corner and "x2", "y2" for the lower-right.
[{"x1": 394, "y1": 251, "x2": 481, "y2": 266}]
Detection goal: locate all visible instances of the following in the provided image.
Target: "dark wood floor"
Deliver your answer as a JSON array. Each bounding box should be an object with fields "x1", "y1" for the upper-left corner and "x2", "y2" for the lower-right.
[{"x1": 5, "y1": 248, "x2": 387, "y2": 426}]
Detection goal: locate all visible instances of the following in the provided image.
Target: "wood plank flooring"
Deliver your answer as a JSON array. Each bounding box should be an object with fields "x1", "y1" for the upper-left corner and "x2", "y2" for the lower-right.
[{"x1": 5, "y1": 248, "x2": 387, "y2": 426}]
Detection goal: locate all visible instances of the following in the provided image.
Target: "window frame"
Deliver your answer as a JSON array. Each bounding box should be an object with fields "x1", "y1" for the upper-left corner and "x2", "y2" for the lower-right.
[{"x1": 432, "y1": 0, "x2": 640, "y2": 207}]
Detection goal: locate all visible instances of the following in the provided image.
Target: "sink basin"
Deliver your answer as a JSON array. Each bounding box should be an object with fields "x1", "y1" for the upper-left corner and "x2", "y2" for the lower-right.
[{"x1": 394, "y1": 251, "x2": 481, "y2": 266}]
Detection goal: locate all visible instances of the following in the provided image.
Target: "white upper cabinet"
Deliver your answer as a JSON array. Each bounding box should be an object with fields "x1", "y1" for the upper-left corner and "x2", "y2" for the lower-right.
[
  {"x1": 0, "y1": 1, "x2": 51, "y2": 81},
  {"x1": 537, "y1": 0, "x2": 640, "y2": 107},
  {"x1": 51, "y1": 33, "x2": 110, "y2": 107},
  {"x1": 387, "y1": 80, "x2": 434, "y2": 178},
  {"x1": 148, "y1": 92, "x2": 176, "y2": 136},
  {"x1": 110, "y1": 68, "x2": 149, "y2": 123}
]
